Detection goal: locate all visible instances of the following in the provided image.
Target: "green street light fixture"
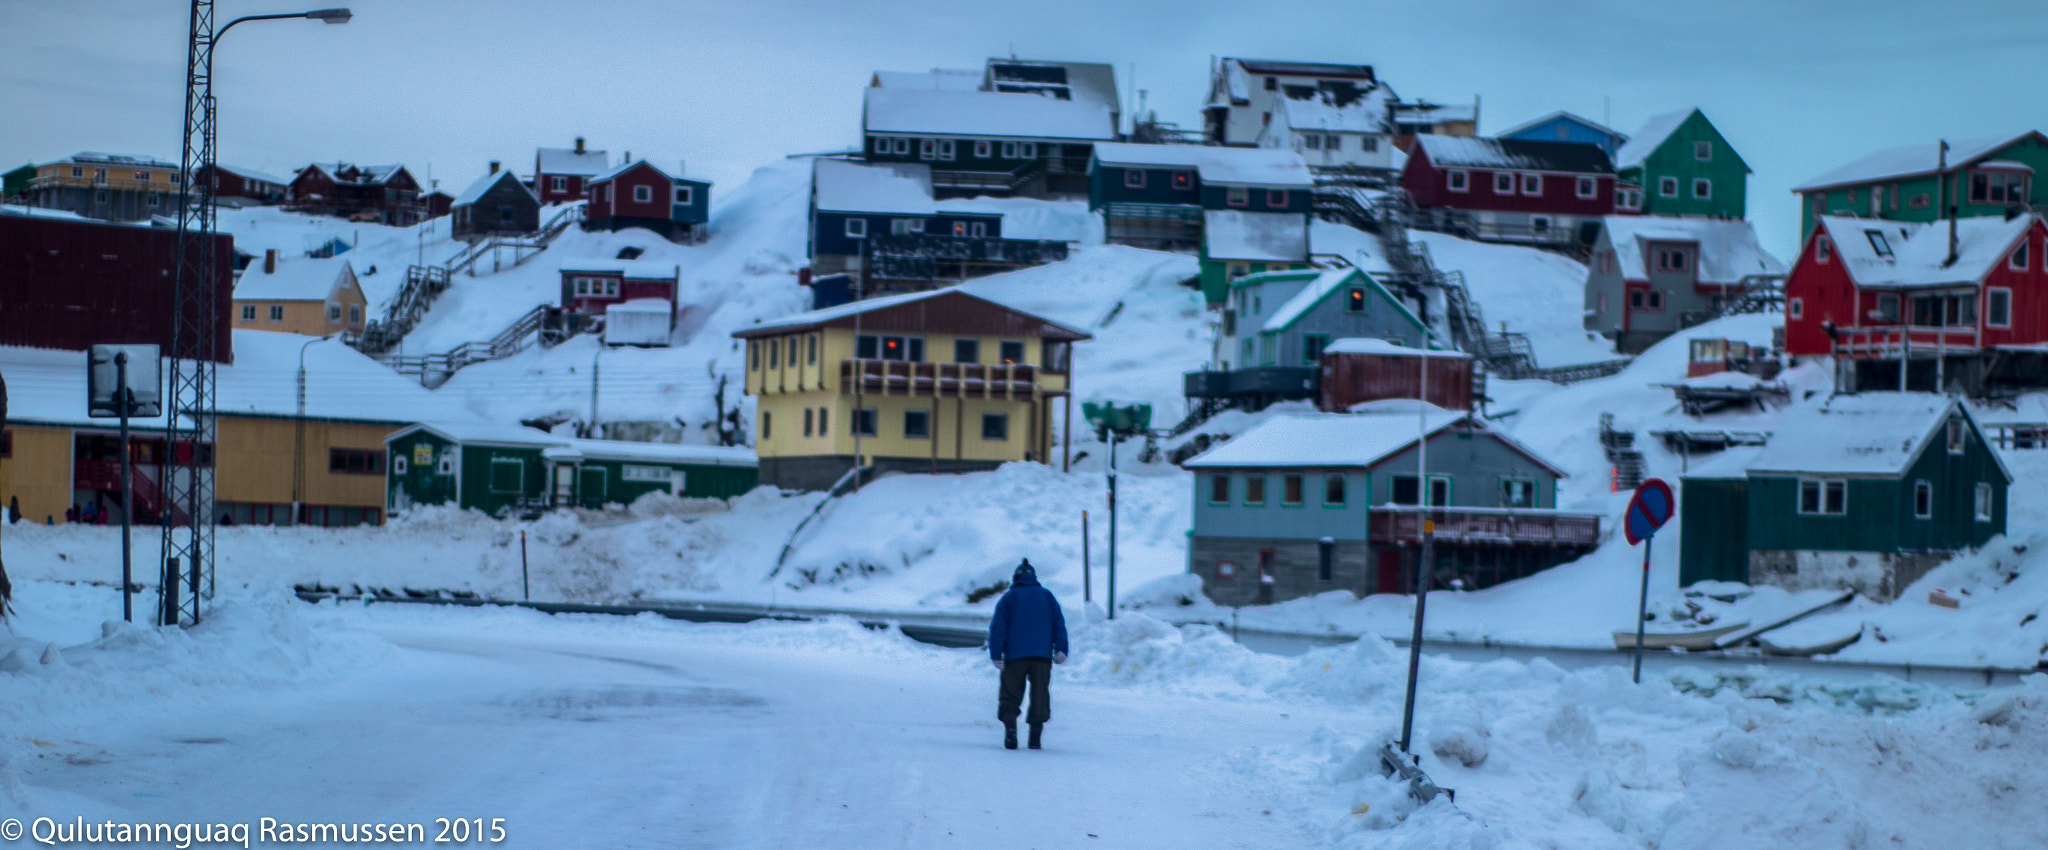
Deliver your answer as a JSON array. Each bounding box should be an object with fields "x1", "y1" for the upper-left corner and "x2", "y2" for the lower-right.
[{"x1": 304, "y1": 8, "x2": 352, "y2": 23}]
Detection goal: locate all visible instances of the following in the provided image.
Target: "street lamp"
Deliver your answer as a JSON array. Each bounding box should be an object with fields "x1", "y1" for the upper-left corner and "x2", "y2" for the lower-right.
[
  {"x1": 294, "y1": 335, "x2": 333, "y2": 523},
  {"x1": 1082, "y1": 401, "x2": 1152, "y2": 620}
]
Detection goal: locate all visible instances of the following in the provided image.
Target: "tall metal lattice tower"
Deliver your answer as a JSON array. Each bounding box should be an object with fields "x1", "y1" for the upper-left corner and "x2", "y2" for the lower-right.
[{"x1": 163, "y1": 0, "x2": 219, "y2": 626}]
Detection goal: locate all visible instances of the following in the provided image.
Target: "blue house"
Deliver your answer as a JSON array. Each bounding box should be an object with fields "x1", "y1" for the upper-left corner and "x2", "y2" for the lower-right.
[
  {"x1": 1088, "y1": 143, "x2": 1314, "y2": 255},
  {"x1": 808, "y1": 159, "x2": 1065, "y2": 295},
  {"x1": 585, "y1": 160, "x2": 711, "y2": 244},
  {"x1": 1186, "y1": 267, "x2": 1426, "y2": 409},
  {"x1": 1498, "y1": 111, "x2": 1630, "y2": 158}
]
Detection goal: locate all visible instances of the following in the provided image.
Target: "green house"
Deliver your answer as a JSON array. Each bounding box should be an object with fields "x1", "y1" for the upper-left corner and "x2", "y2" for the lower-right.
[
  {"x1": 2, "y1": 163, "x2": 34, "y2": 199},
  {"x1": 1793, "y1": 131, "x2": 2048, "y2": 238},
  {"x1": 1199, "y1": 210, "x2": 1311, "y2": 305},
  {"x1": 1679, "y1": 394, "x2": 2010, "y2": 600},
  {"x1": 385, "y1": 422, "x2": 757, "y2": 517},
  {"x1": 1614, "y1": 108, "x2": 1750, "y2": 219}
]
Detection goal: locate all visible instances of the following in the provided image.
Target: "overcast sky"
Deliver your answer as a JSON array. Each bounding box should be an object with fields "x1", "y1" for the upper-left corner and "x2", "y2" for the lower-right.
[{"x1": 4, "y1": 0, "x2": 2045, "y2": 258}]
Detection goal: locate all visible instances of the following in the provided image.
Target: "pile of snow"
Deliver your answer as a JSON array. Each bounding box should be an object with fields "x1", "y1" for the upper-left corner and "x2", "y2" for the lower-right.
[{"x1": 1414, "y1": 230, "x2": 1616, "y2": 368}]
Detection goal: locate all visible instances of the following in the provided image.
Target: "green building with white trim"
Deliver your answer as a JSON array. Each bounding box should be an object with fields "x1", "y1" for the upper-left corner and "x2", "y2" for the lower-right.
[{"x1": 385, "y1": 422, "x2": 757, "y2": 517}]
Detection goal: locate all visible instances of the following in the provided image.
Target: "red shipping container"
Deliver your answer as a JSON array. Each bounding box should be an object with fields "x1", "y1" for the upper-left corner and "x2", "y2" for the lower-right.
[
  {"x1": 1319, "y1": 340, "x2": 1474, "y2": 412},
  {"x1": 0, "y1": 213, "x2": 233, "y2": 361}
]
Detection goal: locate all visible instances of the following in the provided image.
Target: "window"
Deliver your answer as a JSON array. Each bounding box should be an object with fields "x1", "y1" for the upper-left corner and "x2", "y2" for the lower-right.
[
  {"x1": 750, "y1": 341, "x2": 760, "y2": 370},
  {"x1": 1500, "y1": 478, "x2": 1536, "y2": 508},
  {"x1": 1948, "y1": 419, "x2": 1966, "y2": 454},
  {"x1": 268, "y1": 305, "x2": 284, "y2": 322},
  {"x1": 1694, "y1": 140, "x2": 1712, "y2": 161},
  {"x1": 874, "y1": 137, "x2": 893, "y2": 153},
  {"x1": 674, "y1": 186, "x2": 693, "y2": 205},
  {"x1": 1001, "y1": 141, "x2": 1019, "y2": 159},
  {"x1": 146, "y1": 194, "x2": 158, "y2": 207},
  {"x1": 1866, "y1": 230, "x2": 1893, "y2": 258},
  {"x1": 1346, "y1": 287, "x2": 1367, "y2": 312},
  {"x1": 1598, "y1": 251, "x2": 1617, "y2": 274},
  {"x1": 1392, "y1": 475, "x2": 1451, "y2": 506},
  {"x1": 436, "y1": 454, "x2": 454, "y2": 475},
  {"x1": 980, "y1": 413, "x2": 1009, "y2": 441},
  {"x1": 2012, "y1": 240, "x2": 2031, "y2": 271},
  {"x1": 857, "y1": 335, "x2": 923, "y2": 362},
  {"x1": 1244, "y1": 475, "x2": 1266, "y2": 505},
  {"x1": 1914, "y1": 480, "x2": 1933, "y2": 519},
  {"x1": 328, "y1": 448, "x2": 386, "y2": 475},
  {"x1": 392, "y1": 456, "x2": 407, "y2": 475},
  {"x1": 1124, "y1": 170, "x2": 1147, "y2": 189},
  {"x1": 1797, "y1": 479, "x2": 1847, "y2": 515},
  {"x1": 1318, "y1": 539, "x2": 1334, "y2": 582},
  {"x1": 951, "y1": 221, "x2": 968, "y2": 236},
  {"x1": 1281, "y1": 474, "x2": 1304, "y2": 505},
  {"x1": 954, "y1": 338, "x2": 981, "y2": 364},
  {"x1": 850, "y1": 408, "x2": 877, "y2": 437},
  {"x1": 1304, "y1": 134, "x2": 1321, "y2": 151},
  {"x1": 1847, "y1": 188, "x2": 1857, "y2": 204},
  {"x1": 1360, "y1": 137, "x2": 1379, "y2": 153},
  {"x1": 1324, "y1": 474, "x2": 1346, "y2": 506},
  {"x1": 632, "y1": 185, "x2": 652, "y2": 203},
  {"x1": 1447, "y1": 170, "x2": 1469, "y2": 192},
  {"x1": 1226, "y1": 186, "x2": 1248, "y2": 206},
  {"x1": 1816, "y1": 235, "x2": 1832, "y2": 263},
  {"x1": 1494, "y1": 173, "x2": 1514, "y2": 194},
  {"x1": 71, "y1": 166, "x2": 82, "y2": 177},
  {"x1": 844, "y1": 217, "x2": 867, "y2": 238},
  {"x1": 788, "y1": 336, "x2": 800, "y2": 366},
  {"x1": 551, "y1": 176, "x2": 567, "y2": 192},
  {"x1": 890, "y1": 218, "x2": 919, "y2": 235},
  {"x1": 1209, "y1": 474, "x2": 1231, "y2": 505},
  {"x1": 970, "y1": 222, "x2": 987, "y2": 237},
  {"x1": 803, "y1": 408, "x2": 813, "y2": 437},
  {"x1": 920, "y1": 139, "x2": 937, "y2": 160},
  {"x1": 999, "y1": 340, "x2": 1025, "y2": 365},
  {"x1": 938, "y1": 140, "x2": 955, "y2": 162},
  {"x1": 1019, "y1": 143, "x2": 1036, "y2": 159},
  {"x1": 1266, "y1": 189, "x2": 1289, "y2": 208},
  {"x1": 1658, "y1": 176, "x2": 1679, "y2": 197},
  {"x1": 1576, "y1": 176, "x2": 1597, "y2": 199},
  {"x1": 1975, "y1": 483, "x2": 1994, "y2": 521},
  {"x1": 1655, "y1": 247, "x2": 1690, "y2": 272},
  {"x1": 1264, "y1": 76, "x2": 1278, "y2": 91},
  {"x1": 1909, "y1": 193, "x2": 1932, "y2": 210},
  {"x1": 768, "y1": 339, "x2": 779, "y2": 367},
  {"x1": 327, "y1": 305, "x2": 342, "y2": 323},
  {"x1": 1791, "y1": 297, "x2": 1807, "y2": 320},
  {"x1": 816, "y1": 407, "x2": 828, "y2": 435},
  {"x1": 1302, "y1": 334, "x2": 1329, "y2": 364},
  {"x1": 1216, "y1": 561, "x2": 1238, "y2": 579},
  {"x1": 760, "y1": 411, "x2": 772, "y2": 438},
  {"x1": 95, "y1": 190, "x2": 107, "y2": 203},
  {"x1": 1171, "y1": 172, "x2": 1192, "y2": 190},
  {"x1": 1616, "y1": 187, "x2": 1642, "y2": 210},
  {"x1": 603, "y1": 185, "x2": 613, "y2": 202},
  {"x1": 489, "y1": 458, "x2": 524, "y2": 494},
  {"x1": 974, "y1": 141, "x2": 991, "y2": 158},
  {"x1": 1692, "y1": 179, "x2": 1712, "y2": 199},
  {"x1": 1628, "y1": 288, "x2": 1663, "y2": 311},
  {"x1": 499, "y1": 205, "x2": 515, "y2": 224},
  {"x1": 1989, "y1": 288, "x2": 2012, "y2": 328},
  {"x1": 1521, "y1": 174, "x2": 1542, "y2": 196},
  {"x1": 1877, "y1": 293, "x2": 1901, "y2": 323},
  {"x1": 1970, "y1": 170, "x2": 2028, "y2": 204},
  {"x1": 893, "y1": 138, "x2": 911, "y2": 155},
  {"x1": 904, "y1": 410, "x2": 931, "y2": 439},
  {"x1": 1531, "y1": 216, "x2": 1550, "y2": 234},
  {"x1": 807, "y1": 334, "x2": 818, "y2": 364},
  {"x1": 241, "y1": 304, "x2": 256, "y2": 321}
]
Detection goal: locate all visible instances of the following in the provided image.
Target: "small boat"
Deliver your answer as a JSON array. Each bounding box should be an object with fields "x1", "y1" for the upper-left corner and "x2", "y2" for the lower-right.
[
  {"x1": 1760, "y1": 624, "x2": 1864, "y2": 657},
  {"x1": 1611, "y1": 621, "x2": 1750, "y2": 651}
]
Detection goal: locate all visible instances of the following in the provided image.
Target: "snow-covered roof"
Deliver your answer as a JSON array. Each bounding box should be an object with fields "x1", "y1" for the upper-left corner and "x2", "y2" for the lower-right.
[
  {"x1": 606, "y1": 298, "x2": 673, "y2": 314},
  {"x1": 1815, "y1": 214, "x2": 2036, "y2": 289},
  {"x1": 1204, "y1": 210, "x2": 1309, "y2": 262},
  {"x1": 871, "y1": 68, "x2": 982, "y2": 91},
  {"x1": 304, "y1": 163, "x2": 408, "y2": 185},
  {"x1": 1496, "y1": 111, "x2": 1629, "y2": 143},
  {"x1": 1394, "y1": 103, "x2": 1476, "y2": 124},
  {"x1": 1412, "y1": 136, "x2": 1612, "y2": 174},
  {"x1": 1614, "y1": 109, "x2": 1694, "y2": 170},
  {"x1": 1277, "y1": 93, "x2": 1390, "y2": 134},
  {"x1": 560, "y1": 260, "x2": 680, "y2": 279},
  {"x1": 44, "y1": 151, "x2": 178, "y2": 168},
  {"x1": 451, "y1": 170, "x2": 535, "y2": 207},
  {"x1": 233, "y1": 257, "x2": 354, "y2": 302},
  {"x1": 565, "y1": 438, "x2": 756, "y2": 468},
  {"x1": 1324, "y1": 338, "x2": 1470, "y2": 359},
  {"x1": 812, "y1": 159, "x2": 935, "y2": 215},
  {"x1": 1602, "y1": 216, "x2": 1785, "y2": 285},
  {"x1": 0, "y1": 204, "x2": 91, "y2": 222},
  {"x1": 987, "y1": 59, "x2": 1120, "y2": 112},
  {"x1": 1794, "y1": 133, "x2": 2044, "y2": 191},
  {"x1": 1680, "y1": 444, "x2": 1766, "y2": 481},
  {"x1": 862, "y1": 88, "x2": 1115, "y2": 141},
  {"x1": 1746, "y1": 393, "x2": 2002, "y2": 478},
  {"x1": 212, "y1": 163, "x2": 291, "y2": 185},
  {"x1": 1258, "y1": 268, "x2": 1422, "y2": 335},
  {"x1": 1090, "y1": 143, "x2": 1313, "y2": 187},
  {"x1": 1183, "y1": 408, "x2": 1463, "y2": 469},
  {"x1": 738, "y1": 286, "x2": 1089, "y2": 338},
  {"x1": 536, "y1": 146, "x2": 610, "y2": 176},
  {"x1": 392, "y1": 420, "x2": 562, "y2": 448}
]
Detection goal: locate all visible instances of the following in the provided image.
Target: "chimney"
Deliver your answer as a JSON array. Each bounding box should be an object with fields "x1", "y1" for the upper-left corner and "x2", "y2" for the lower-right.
[
  {"x1": 489, "y1": 160, "x2": 500, "y2": 174},
  {"x1": 264, "y1": 249, "x2": 277, "y2": 274},
  {"x1": 574, "y1": 137, "x2": 586, "y2": 154},
  {"x1": 678, "y1": 159, "x2": 687, "y2": 178}
]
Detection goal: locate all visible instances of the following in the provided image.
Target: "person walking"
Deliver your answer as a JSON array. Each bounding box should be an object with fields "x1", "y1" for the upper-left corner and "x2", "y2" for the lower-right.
[{"x1": 988, "y1": 558, "x2": 1068, "y2": 750}]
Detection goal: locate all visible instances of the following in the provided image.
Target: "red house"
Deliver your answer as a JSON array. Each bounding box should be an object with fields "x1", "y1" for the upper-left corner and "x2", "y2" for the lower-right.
[
  {"x1": 559, "y1": 262, "x2": 679, "y2": 317},
  {"x1": 287, "y1": 162, "x2": 423, "y2": 225},
  {"x1": 202, "y1": 164, "x2": 289, "y2": 206},
  {"x1": 584, "y1": 160, "x2": 711, "y2": 244},
  {"x1": 1784, "y1": 213, "x2": 2047, "y2": 393},
  {"x1": 534, "y1": 138, "x2": 608, "y2": 204},
  {"x1": 1402, "y1": 135, "x2": 1616, "y2": 249}
]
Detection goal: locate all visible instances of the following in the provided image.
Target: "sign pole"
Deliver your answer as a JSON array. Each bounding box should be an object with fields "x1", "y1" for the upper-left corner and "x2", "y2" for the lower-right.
[
  {"x1": 1106, "y1": 431, "x2": 1118, "y2": 621},
  {"x1": 1632, "y1": 531, "x2": 1651, "y2": 684},
  {"x1": 1621, "y1": 478, "x2": 1675, "y2": 685},
  {"x1": 1081, "y1": 510, "x2": 1091, "y2": 605},
  {"x1": 117, "y1": 353, "x2": 134, "y2": 623}
]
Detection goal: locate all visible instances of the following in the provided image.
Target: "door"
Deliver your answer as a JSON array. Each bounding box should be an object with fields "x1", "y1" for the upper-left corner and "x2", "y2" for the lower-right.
[
  {"x1": 1256, "y1": 549, "x2": 1276, "y2": 605},
  {"x1": 577, "y1": 466, "x2": 608, "y2": 508},
  {"x1": 554, "y1": 464, "x2": 576, "y2": 507},
  {"x1": 1376, "y1": 547, "x2": 1406, "y2": 595}
]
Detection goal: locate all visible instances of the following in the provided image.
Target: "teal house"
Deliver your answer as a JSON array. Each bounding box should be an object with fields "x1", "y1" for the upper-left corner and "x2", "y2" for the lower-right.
[
  {"x1": 1793, "y1": 130, "x2": 2048, "y2": 238},
  {"x1": 1613, "y1": 108, "x2": 1750, "y2": 219},
  {"x1": 1679, "y1": 394, "x2": 2010, "y2": 600},
  {"x1": 385, "y1": 422, "x2": 757, "y2": 517},
  {"x1": 2, "y1": 163, "x2": 34, "y2": 199}
]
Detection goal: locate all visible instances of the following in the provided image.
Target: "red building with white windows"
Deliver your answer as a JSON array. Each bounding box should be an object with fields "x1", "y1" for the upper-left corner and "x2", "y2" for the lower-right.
[
  {"x1": 559, "y1": 262, "x2": 680, "y2": 317},
  {"x1": 1402, "y1": 136, "x2": 1616, "y2": 250},
  {"x1": 584, "y1": 160, "x2": 711, "y2": 244},
  {"x1": 534, "y1": 138, "x2": 609, "y2": 204},
  {"x1": 1784, "y1": 213, "x2": 2048, "y2": 393}
]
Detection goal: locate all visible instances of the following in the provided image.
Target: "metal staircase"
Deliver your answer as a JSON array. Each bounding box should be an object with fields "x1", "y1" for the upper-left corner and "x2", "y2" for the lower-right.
[
  {"x1": 353, "y1": 205, "x2": 585, "y2": 355},
  {"x1": 373, "y1": 304, "x2": 578, "y2": 388},
  {"x1": 1600, "y1": 413, "x2": 1646, "y2": 491}
]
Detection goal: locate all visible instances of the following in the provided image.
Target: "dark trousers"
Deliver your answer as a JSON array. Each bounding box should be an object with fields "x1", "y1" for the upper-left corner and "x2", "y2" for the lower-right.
[{"x1": 997, "y1": 657, "x2": 1053, "y2": 726}]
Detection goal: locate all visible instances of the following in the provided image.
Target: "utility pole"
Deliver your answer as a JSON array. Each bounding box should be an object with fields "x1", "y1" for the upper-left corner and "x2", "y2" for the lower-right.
[
  {"x1": 116, "y1": 352, "x2": 134, "y2": 623},
  {"x1": 589, "y1": 348, "x2": 601, "y2": 437},
  {"x1": 1398, "y1": 332, "x2": 1435, "y2": 755},
  {"x1": 1106, "y1": 430, "x2": 1118, "y2": 620}
]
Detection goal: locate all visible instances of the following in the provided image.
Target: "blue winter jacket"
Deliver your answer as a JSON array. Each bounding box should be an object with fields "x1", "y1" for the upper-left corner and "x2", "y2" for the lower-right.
[{"x1": 989, "y1": 572, "x2": 1068, "y2": 662}]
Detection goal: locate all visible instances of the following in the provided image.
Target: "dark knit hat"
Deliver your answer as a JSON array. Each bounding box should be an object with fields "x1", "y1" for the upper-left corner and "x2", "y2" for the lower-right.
[{"x1": 1013, "y1": 559, "x2": 1035, "y2": 580}]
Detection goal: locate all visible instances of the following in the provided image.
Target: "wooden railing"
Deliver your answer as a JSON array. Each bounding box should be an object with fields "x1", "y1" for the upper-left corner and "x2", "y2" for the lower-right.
[
  {"x1": 838, "y1": 359, "x2": 1053, "y2": 399},
  {"x1": 1369, "y1": 506, "x2": 1601, "y2": 547},
  {"x1": 1831, "y1": 325, "x2": 1981, "y2": 358}
]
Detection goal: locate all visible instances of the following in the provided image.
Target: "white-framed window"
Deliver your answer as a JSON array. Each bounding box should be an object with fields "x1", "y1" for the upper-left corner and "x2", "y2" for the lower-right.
[
  {"x1": 1990, "y1": 288, "x2": 2013, "y2": 328},
  {"x1": 938, "y1": 140, "x2": 955, "y2": 161},
  {"x1": 1866, "y1": 229, "x2": 1893, "y2": 258},
  {"x1": 1447, "y1": 170, "x2": 1469, "y2": 192},
  {"x1": 437, "y1": 454, "x2": 454, "y2": 476},
  {"x1": 1125, "y1": 170, "x2": 1146, "y2": 189},
  {"x1": 1659, "y1": 176, "x2": 1679, "y2": 197},
  {"x1": 844, "y1": 217, "x2": 867, "y2": 238},
  {"x1": 1797, "y1": 479, "x2": 1847, "y2": 516},
  {"x1": 1521, "y1": 173, "x2": 1542, "y2": 196},
  {"x1": 1266, "y1": 189, "x2": 1288, "y2": 208},
  {"x1": 1948, "y1": 419, "x2": 1967, "y2": 454},
  {"x1": 1694, "y1": 140, "x2": 1712, "y2": 161},
  {"x1": 1303, "y1": 134, "x2": 1321, "y2": 151},
  {"x1": 2012, "y1": 240, "x2": 2031, "y2": 271},
  {"x1": 268, "y1": 305, "x2": 284, "y2": 322},
  {"x1": 632, "y1": 185, "x2": 652, "y2": 203},
  {"x1": 1226, "y1": 186, "x2": 1248, "y2": 207},
  {"x1": 873, "y1": 137, "x2": 890, "y2": 154},
  {"x1": 1001, "y1": 141, "x2": 1019, "y2": 159},
  {"x1": 393, "y1": 455, "x2": 408, "y2": 475},
  {"x1": 890, "y1": 218, "x2": 920, "y2": 235},
  {"x1": 1499, "y1": 478, "x2": 1536, "y2": 509},
  {"x1": 349, "y1": 305, "x2": 362, "y2": 323},
  {"x1": 1914, "y1": 480, "x2": 1933, "y2": 519},
  {"x1": 603, "y1": 184, "x2": 613, "y2": 202},
  {"x1": 1360, "y1": 136, "x2": 1379, "y2": 152},
  {"x1": 71, "y1": 166, "x2": 82, "y2": 177},
  {"x1": 1975, "y1": 483, "x2": 1994, "y2": 521},
  {"x1": 621, "y1": 465, "x2": 669, "y2": 482},
  {"x1": 893, "y1": 138, "x2": 910, "y2": 155},
  {"x1": 327, "y1": 304, "x2": 342, "y2": 322},
  {"x1": 970, "y1": 222, "x2": 987, "y2": 237},
  {"x1": 551, "y1": 175, "x2": 567, "y2": 192},
  {"x1": 974, "y1": 140, "x2": 991, "y2": 158},
  {"x1": 1816, "y1": 235, "x2": 1832, "y2": 263},
  {"x1": 1494, "y1": 172, "x2": 1514, "y2": 194},
  {"x1": 1019, "y1": 143, "x2": 1036, "y2": 159},
  {"x1": 240, "y1": 304, "x2": 255, "y2": 321},
  {"x1": 1617, "y1": 187, "x2": 1642, "y2": 210},
  {"x1": 1692, "y1": 178, "x2": 1712, "y2": 199},
  {"x1": 1576, "y1": 176, "x2": 1596, "y2": 198},
  {"x1": 674, "y1": 186, "x2": 693, "y2": 205},
  {"x1": 1655, "y1": 247, "x2": 1690, "y2": 272},
  {"x1": 920, "y1": 139, "x2": 937, "y2": 161},
  {"x1": 1172, "y1": 172, "x2": 1193, "y2": 190},
  {"x1": 1531, "y1": 215, "x2": 1551, "y2": 234},
  {"x1": 1789, "y1": 297, "x2": 1804, "y2": 320}
]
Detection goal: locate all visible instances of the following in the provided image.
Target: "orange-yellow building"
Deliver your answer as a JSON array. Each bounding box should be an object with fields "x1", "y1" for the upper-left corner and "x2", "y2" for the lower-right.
[
  {"x1": 232, "y1": 254, "x2": 369, "y2": 338},
  {"x1": 21, "y1": 152, "x2": 186, "y2": 222}
]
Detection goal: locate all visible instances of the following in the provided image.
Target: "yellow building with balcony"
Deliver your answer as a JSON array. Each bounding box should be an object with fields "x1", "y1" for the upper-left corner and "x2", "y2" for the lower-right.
[
  {"x1": 23, "y1": 152, "x2": 187, "y2": 222},
  {"x1": 734, "y1": 289, "x2": 1091, "y2": 491}
]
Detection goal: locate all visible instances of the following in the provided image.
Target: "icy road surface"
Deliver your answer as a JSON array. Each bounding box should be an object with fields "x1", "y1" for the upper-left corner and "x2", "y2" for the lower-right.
[{"x1": 16, "y1": 610, "x2": 1337, "y2": 848}]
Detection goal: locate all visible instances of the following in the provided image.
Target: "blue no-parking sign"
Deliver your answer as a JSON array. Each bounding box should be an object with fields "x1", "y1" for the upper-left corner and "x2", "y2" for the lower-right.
[{"x1": 1624, "y1": 479, "x2": 1674, "y2": 546}]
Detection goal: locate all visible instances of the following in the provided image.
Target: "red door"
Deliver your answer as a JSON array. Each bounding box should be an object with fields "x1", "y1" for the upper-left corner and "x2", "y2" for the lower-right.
[{"x1": 1376, "y1": 548, "x2": 1406, "y2": 595}]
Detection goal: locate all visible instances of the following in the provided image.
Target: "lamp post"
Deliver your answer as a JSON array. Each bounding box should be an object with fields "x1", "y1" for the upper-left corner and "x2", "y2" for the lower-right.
[
  {"x1": 163, "y1": 2, "x2": 350, "y2": 627},
  {"x1": 1397, "y1": 329, "x2": 1436, "y2": 755},
  {"x1": 293, "y1": 335, "x2": 332, "y2": 524}
]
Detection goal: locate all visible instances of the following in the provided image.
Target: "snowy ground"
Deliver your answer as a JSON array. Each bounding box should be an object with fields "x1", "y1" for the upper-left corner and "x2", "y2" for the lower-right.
[{"x1": 2, "y1": 586, "x2": 2044, "y2": 849}]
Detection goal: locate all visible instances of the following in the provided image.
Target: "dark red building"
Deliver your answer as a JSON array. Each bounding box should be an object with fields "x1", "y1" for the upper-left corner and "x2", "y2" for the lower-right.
[
  {"x1": 1402, "y1": 135, "x2": 1616, "y2": 249},
  {"x1": 535, "y1": 138, "x2": 609, "y2": 204},
  {"x1": 287, "y1": 162, "x2": 423, "y2": 225},
  {"x1": 584, "y1": 160, "x2": 710, "y2": 243},
  {"x1": 202, "y1": 164, "x2": 290, "y2": 206},
  {"x1": 0, "y1": 211, "x2": 233, "y2": 361},
  {"x1": 1318, "y1": 339, "x2": 1475, "y2": 412},
  {"x1": 558, "y1": 262, "x2": 679, "y2": 317}
]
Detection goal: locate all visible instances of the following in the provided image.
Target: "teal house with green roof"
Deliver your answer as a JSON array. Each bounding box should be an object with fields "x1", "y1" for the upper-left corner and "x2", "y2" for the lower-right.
[
  {"x1": 1184, "y1": 267, "x2": 1427, "y2": 409},
  {"x1": 1793, "y1": 131, "x2": 2048, "y2": 238},
  {"x1": 1614, "y1": 108, "x2": 1750, "y2": 219}
]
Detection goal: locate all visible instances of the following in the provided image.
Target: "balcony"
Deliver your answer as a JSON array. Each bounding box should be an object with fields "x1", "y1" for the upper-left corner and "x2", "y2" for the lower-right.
[
  {"x1": 1183, "y1": 366, "x2": 1319, "y2": 400},
  {"x1": 1369, "y1": 506, "x2": 1602, "y2": 547},
  {"x1": 1830, "y1": 325, "x2": 1981, "y2": 359},
  {"x1": 865, "y1": 233, "x2": 1070, "y2": 283},
  {"x1": 839, "y1": 359, "x2": 1055, "y2": 399}
]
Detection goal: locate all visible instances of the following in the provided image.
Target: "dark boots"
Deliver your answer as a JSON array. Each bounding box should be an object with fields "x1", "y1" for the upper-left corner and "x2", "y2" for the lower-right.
[
  {"x1": 1028, "y1": 723, "x2": 1043, "y2": 750},
  {"x1": 1004, "y1": 723, "x2": 1018, "y2": 750}
]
